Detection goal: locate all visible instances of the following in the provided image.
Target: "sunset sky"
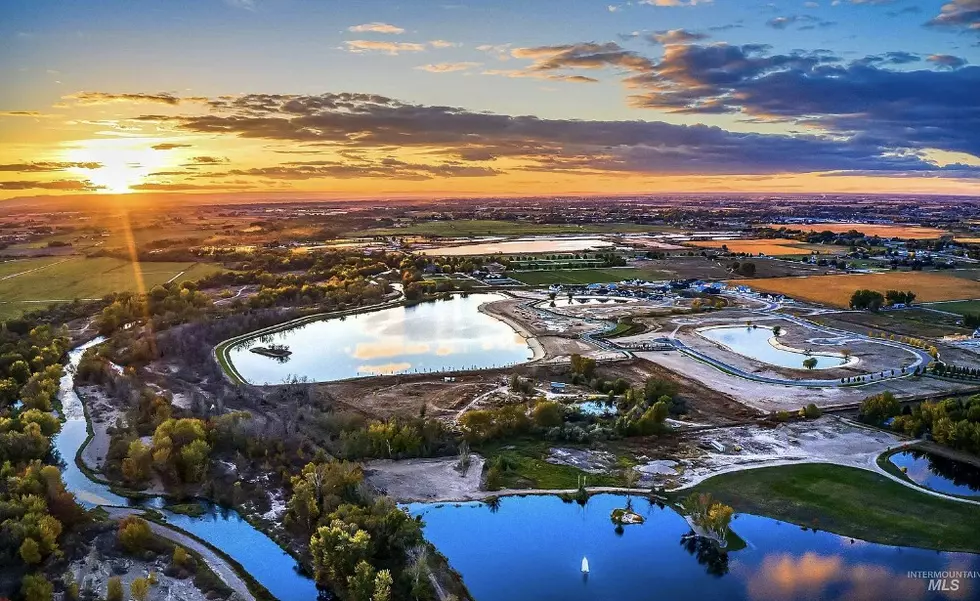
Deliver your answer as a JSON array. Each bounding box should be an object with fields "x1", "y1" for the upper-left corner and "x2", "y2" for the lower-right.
[{"x1": 1, "y1": 0, "x2": 978, "y2": 201}]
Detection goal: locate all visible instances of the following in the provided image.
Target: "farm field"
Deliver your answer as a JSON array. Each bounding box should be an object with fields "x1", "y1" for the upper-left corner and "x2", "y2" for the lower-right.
[
  {"x1": 686, "y1": 239, "x2": 846, "y2": 256},
  {"x1": 761, "y1": 223, "x2": 949, "y2": 239},
  {"x1": 732, "y1": 271, "x2": 980, "y2": 308},
  {"x1": 508, "y1": 267, "x2": 672, "y2": 285},
  {"x1": 926, "y1": 300, "x2": 980, "y2": 316},
  {"x1": 0, "y1": 257, "x2": 224, "y2": 319},
  {"x1": 0, "y1": 257, "x2": 73, "y2": 280},
  {"x1": 351, "y1": 219, "x2": 668, "y2": 237}
]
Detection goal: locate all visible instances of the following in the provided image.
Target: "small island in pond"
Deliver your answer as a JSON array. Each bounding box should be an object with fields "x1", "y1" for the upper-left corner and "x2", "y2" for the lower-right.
[{"x1": 249, "y1": 344, "x2": 292, "y2": 358}]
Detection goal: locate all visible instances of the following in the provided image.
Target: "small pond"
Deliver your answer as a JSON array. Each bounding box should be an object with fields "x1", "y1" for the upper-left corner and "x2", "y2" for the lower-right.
[
  {"x1": 409, "y1": 494, "x2": 980, "y2": 601},
  {"x1": 889, "y1": 449, "x2": 980, "y2": 498},
  {"x1": 700, "y1": 326, "x2": 844, "y2": 370},
  {"x1": 421, "y1": 237, "x2": 613, "y2": 256},
  {"x1": 226, "y1": 293, "x2": 533, "y2": 385},
  {"x1": 575, "y1": 401, "x2": 619, "y2": 416}
]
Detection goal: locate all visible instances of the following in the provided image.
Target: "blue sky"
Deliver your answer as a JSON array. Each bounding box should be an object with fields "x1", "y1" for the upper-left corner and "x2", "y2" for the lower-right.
[{"x1": 0, "y1": 0, "x2": 978, "y2": 198}]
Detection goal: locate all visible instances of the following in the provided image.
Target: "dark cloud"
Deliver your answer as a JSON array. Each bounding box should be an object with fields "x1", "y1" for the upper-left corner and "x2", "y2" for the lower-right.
[
  {"x1": 129, "y1": 182, "x2": 253, "y2": 191},
  {"x1": 213, "y1": 159, "x2": 502, "y2": 181},
  {"x1": 64, "y1": 92, "x2": 207, "y2": 105},
  {"x1": 854, "y1": 51, "x2": 921, "y2": 66},
  {"x1": 506, "y1": 40, "x2": 978, "y2": 157},
  {"x1": 0, "y1": 180, "x2": 101, "y2": 190},
  {"x1": 927, "y1": 0, "x2": 980, "y2": 33},
  {"x1": 151, "y1": 143, "x2": 193, "y2": 150},
  {"x1": 187, "y1": 156, "x2": 228, "y2": 164},
  {"x1": 0, "y1": 162, "x2": 102, "y2": 172},
  {"x1": 130, "y1": 91, "x2": 973, "y2": 177}
]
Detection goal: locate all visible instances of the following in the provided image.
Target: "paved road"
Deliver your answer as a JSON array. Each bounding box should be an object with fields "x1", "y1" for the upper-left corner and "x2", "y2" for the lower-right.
[{"x1": 104, "y1": 507, "x2": 256, "y2": 601}]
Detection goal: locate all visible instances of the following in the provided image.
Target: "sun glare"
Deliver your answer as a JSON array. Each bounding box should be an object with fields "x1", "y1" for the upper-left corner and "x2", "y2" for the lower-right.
[{"x1": 64, "y1": 139, "x2": 173, "y2": 193}]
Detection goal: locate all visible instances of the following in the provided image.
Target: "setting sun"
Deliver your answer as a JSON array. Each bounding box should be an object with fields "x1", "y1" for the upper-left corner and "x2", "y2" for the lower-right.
[{"x1": 64, "y1": 139, "x2": 174, "y2": 194}]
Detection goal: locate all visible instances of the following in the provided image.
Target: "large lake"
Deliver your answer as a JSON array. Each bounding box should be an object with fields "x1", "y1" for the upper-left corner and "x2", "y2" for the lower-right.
[
  {"x1": 421, "y1": 237, "x2": 613, "y2": 256},
  {"x1": 227, "y1": 293, "x2": 533, "y2": 385},
  {"x1": 410, "y1": 494, "x2": 980, "y2": 601}
]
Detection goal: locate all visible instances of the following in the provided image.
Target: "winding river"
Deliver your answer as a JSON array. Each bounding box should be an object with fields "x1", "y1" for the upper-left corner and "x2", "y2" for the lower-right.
[{"x1": 54, "y1": 339, "x2": 319, "y2": 601}]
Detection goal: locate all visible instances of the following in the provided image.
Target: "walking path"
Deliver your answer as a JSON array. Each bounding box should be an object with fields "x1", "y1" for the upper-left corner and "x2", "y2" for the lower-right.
[{"x1": 103, "y1": 507, "x2": 256, "y2": 601}]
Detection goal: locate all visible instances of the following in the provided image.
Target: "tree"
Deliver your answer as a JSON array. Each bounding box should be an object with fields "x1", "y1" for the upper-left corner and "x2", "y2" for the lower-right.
[
  {"x1": 849, "y1": 289, "x2": 885, "y2": 312},
  {"x1": 347, "y1": 560, "x2": 377, "y2": 601},
  {"x1": 803, "y1": 357, "x2": 818, "y2": 370},
  {"x1": 118, "y1": 515, "x2": 152, "y2": 553},
  {"x1": 19, "y1": 537, "x2": 42, "y2": 564},
  {"x1": 569, "y1": 354, "x2": 597, "y2": 379},
  {"x1": 859, "y1": 392, "x2": 900, "y2": 425},
  {"x1": 372, "y1": 570, "x2": 393, "y2": 601},
  {"x1": 532, "y1": 401, "x2": 563, "y2": 428},
  {"x1": 310, "y1": 519, "x2": 372, "y2": 588},
  {"x1": 107, "y1": 577, "x2": 124, "y2": 601},
  {"x1": 772, "y1": 326, "x2": 782, "y2": 336},
  {"x1": 130, "y1": 577, "x2": 150, "y2": 601},
  {"x1": 21, "y1": 573, "x2": 53, "y2": 601}
]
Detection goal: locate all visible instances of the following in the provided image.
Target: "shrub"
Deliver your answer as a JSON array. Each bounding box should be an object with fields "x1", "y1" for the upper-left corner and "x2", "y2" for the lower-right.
[{"x1": 118, "y1": 515, "x2": 152, "y2": 553}]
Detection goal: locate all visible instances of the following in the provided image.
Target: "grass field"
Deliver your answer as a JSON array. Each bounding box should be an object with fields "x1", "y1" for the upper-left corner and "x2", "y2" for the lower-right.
[
  {"x1": 954, "y1": 238, "x2": 980, "y2": 245},
  {"x1": 683, "y1": 463, "x2": 980, "y2": 552},
  {"x1": 0, "y1": 257, "x2": 224, "y2": 319},
  {"x1": 687, "y1": 239, "x2": 845, "y2": 256},
  {"x1": 0, "y1": 257, "x2": 73, "y2": 280},
  {"x1": 351, "y1": 220, "x2": 668, "y2": 238},
  {"x1": 732, "y1": 271, "x2": 980, "y2": 307},
  {"x1": 762, "y1": 223, "x2": 949, "y2": 240},
  {"x1": 926, "y1": 299, "x2": 980, "y2": 316},
  {"x1": 508, "y1": 267, "x2": 673, "y2": 285}
]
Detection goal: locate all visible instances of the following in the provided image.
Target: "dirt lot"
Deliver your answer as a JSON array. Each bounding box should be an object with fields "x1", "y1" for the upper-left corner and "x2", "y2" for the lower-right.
[
  {"x1": 592, "y1": 357, "x2": 761, "y2": 425},
  {"x1": 364, "y1": 455, "x2": 486, "y2": 502},
  {"x1": 733, "y1": 271, "x2": 980, "y2": 308},
  {"x1": 641, "y1": 416, "x2": 906, "y2": 490},
  {"x1": 317, "y1": 374, "x2": 504, "y2": 420},
  {"x1": 811, "y1": 309, "x2": 970, "y2": 339}
]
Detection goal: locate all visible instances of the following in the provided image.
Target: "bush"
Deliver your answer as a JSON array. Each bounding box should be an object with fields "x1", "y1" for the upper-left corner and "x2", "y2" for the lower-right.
[
  {"x1": 21, "y1": 573, "x2": 53, "y2": 601},
  {"x1": 107, "y1": 577, "x2": 124, "y2": 601}
]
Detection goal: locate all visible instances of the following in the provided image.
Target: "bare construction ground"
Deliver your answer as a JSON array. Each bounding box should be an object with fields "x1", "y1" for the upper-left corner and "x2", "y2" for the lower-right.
[
  {"x1": 364, "y1": 455, "x2": 486, "y2": 502},
  {"x1": 638, "y1": 349, "x2": 977, "y2": 412},
  {"x1": 318, "y1": 374, "x2": 504, "y2": 420},
  {"x1": 641, "y1": 416, "x2": 905, "y2": 490}
]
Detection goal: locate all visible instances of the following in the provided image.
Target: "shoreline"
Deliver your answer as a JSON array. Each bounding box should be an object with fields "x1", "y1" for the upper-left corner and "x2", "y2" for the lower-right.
[{"x1": 478, "y1": 299, "x2": 546, "y2": 362}]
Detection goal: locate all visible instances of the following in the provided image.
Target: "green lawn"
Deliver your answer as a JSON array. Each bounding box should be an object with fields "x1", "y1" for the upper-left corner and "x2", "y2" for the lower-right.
[
  {"x1": 683, "y1": 463, "x2": 980, "y2": 552},
  {"x1": 927, "y1": 300, "x2": 980, "y2": 316},
  {"x1": 508, "y1": 267, "x2": 672, "y2": 285},
  {"x1": 352, "y1": 220, "x2": 669, "y2": 238},
  {"x1": 0, "y1": 257, "x2": 224, "y2": 319},
  {"x1": 478, "y1": 439, "x2": 625, "y2": 490}
]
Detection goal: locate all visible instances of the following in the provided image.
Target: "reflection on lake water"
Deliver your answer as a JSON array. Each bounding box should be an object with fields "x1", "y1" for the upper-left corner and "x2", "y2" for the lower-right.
[
  {"x1": 227, "y1": 293, "x2": 533, "y2": 385},
  {"x1": 421, "y1": 237, "x2": 613, "y2": 256},
  {"x1": 409, "y1": 494, "x2": 978, "y2": 601},
  {"x1": 700, "y1": 326, "x2": 843, "y2": 370},
  {"x1": 889, "y1": 450, "x2": 980, "y2": 498}
]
